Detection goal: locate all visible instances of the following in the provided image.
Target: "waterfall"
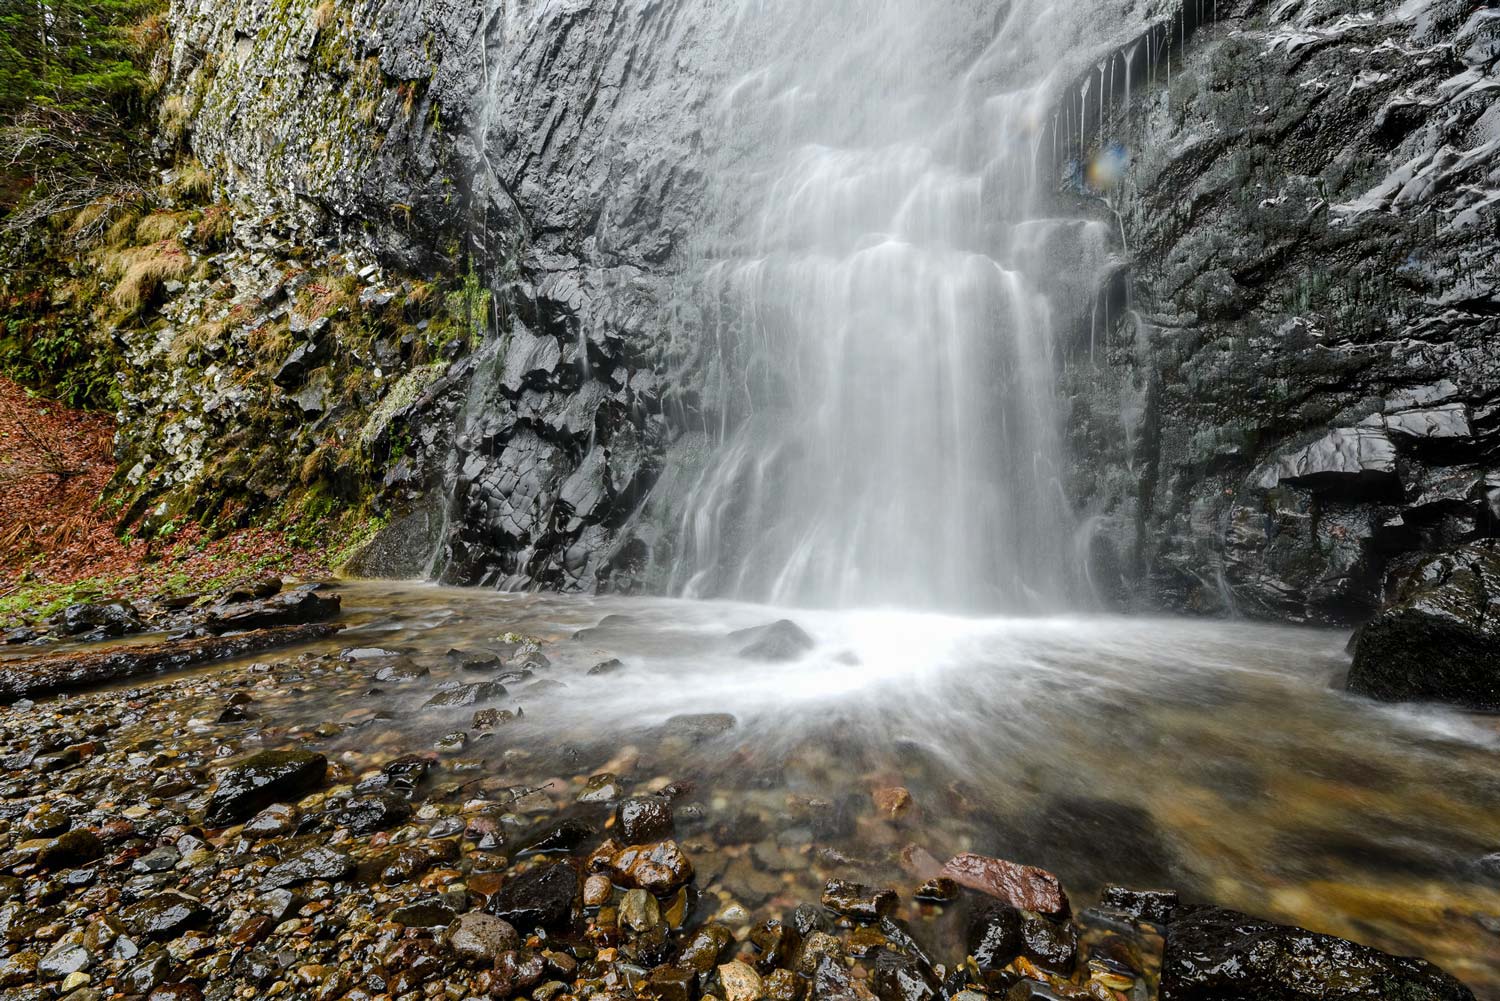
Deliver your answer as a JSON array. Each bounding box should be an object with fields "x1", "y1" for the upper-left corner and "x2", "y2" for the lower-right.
[
  {"x1": 434, "y1": 0, "x2": 1178, "y2": 602},
  {"x1": 665, "y1": 1, "x2": 1119, "y2": 611}
]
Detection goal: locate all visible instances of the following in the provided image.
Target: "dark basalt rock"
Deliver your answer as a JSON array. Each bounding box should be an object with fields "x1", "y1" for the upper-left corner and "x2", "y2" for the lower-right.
[
  {"x1": 205, "y1": 589, "x2": 341, "y2": 633},
  {"x1": 1099, "y1": 885, "x2": 1179, "y2": 925},
  {"x1": 423, "y1": 681, "x2": 508, "y2": 708},
  {"x1": 1161, "y1": 906, "x2": 1475, "y2": 1001},
  {"x1": 48, "y1": 600, "x2": 142, "y2": 639},
  {"x1": 327, "y1": 794, "x2": 412, "y2": 835},
  {"x1": 1019, "y1": 912, "x2": 1077, "y2": 973},
  {"x1": 1348, "y1": 540, "x2": 1500, "y2": 708},
  {"x1": 273, "y1": 339, "x2": 328, "y2": 388},
  {"x1": 729, "y1": 620, "x2": 815, "y2": 661},
  {"x1": 123, "y1": 891, "x2": 208, "y2": 940},
  {"x1": 616, "y1": 796, "x2": 673, "y2": 844},
  {"x1": 205, "y1": 750, "x2": 327, "y2": 826},
  {"x1": 812, "y1": 955, "x2": 864, "y2": 1001},
  {"x1": 518, "y1": 819, "x2": 598, "y2": 857},
  {"x1": 968, "y1": 903, "x2": 1022, "y2": 971},
  {"x1": 485, "y1": 861, "x2": 580, "y2": 931},
  {"x1": 259, "y1": 846, "x2": 355, "y2": 889}
]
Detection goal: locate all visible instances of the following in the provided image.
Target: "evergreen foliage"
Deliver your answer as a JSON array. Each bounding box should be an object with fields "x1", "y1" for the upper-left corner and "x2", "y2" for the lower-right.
[{"x1": 0, "y1": 0, "x2": 163, "y2": 211}]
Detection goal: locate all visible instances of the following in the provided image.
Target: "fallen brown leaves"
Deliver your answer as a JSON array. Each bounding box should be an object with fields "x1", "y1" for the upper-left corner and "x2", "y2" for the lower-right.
[{"x1": 0, "y1": 377, "x2": 331, "y2": 602}]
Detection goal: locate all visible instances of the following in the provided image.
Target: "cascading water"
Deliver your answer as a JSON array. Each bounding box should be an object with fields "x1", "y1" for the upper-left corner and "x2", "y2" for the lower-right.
[
  {"x1": 664, "y1": 1, "x2": 1133, "y2": 611},
  {"x1": 434, "y1": 0, "x2": 1173, "y2": 599}
]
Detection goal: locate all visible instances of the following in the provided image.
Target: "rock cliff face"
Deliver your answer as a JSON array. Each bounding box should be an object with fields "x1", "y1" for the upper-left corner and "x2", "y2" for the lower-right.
[
  {"x1": 1070, "y1": 0, "x2": 1500, "y2": 623},
  {"x1": 151, "y1": 0, "x2": 1500, "y2": 618}
]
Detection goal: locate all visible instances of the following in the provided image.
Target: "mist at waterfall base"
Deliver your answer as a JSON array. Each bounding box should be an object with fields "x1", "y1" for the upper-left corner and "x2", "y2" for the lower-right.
[{"x1": 326, "y1": 581, "x2": 1500, "y2": 990}]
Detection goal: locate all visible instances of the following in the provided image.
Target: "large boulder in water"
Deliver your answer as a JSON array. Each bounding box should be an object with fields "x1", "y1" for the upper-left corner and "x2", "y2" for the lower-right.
[
  {"x1": 728, "y1": 620, "x2": 814, "y2": 661},
  {"x1": 1347, "y1": 540, "x2": 1500, "y2": 709},
  {"x1": 1161, "y1": 906, "x2": 1474, "y2": 1001}
]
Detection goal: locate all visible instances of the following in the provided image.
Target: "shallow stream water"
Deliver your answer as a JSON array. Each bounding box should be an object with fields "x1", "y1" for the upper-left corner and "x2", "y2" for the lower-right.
[{"x1": 108, "y1": 580, "x2": 1500, "y2": 993}]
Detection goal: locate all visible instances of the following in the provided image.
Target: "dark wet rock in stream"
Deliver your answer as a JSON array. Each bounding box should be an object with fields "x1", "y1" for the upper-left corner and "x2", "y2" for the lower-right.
[
  {"x1": 872, "y1": 949, "x2": 941, "y2": 1001},
  {"x1": 327, "y1": 793, "x2": 413, "y2": 834},
  {"x1": 485, "y1": 861, "x2": 580, "y2": 931},
  {"x1": 48, "y1": 600, "x2": 143, "y2": 639},
  {"x1": 423, "y1": 681, "x2": 508, "y2": 708},
  {"x1": 730, "y1": 620, "x2": 816, "y2": 661},
  {"x1": 617, "y1": 795, "x2": 674, "y2": 844},
  {"x1": 1161, "y1": 906, "x2": 1476, "y2": 1001},
  {"x1": 259, "y1": 845, "x2": 355, "y2": 888},
  {"x1": 1100, "y1": 886, "x2": 1179, "y2": 925},
  {"x1": 123, "y1": 891, "x2": 209, "y2": 939},
  {"x1": 518, "y1": 819, "x2": 597, "y2": 857},
  {"x1": 202, "y1": 588, "x2": 341, "y2": 634},
  {"x1": 1348, "y1": 540, "x2": 1500, "y2": 709},
  {"x1": 204, "y1": 750, "x2": 327, "y2": 826},
  {"x1": 373, "y1": 659, "x2": 430, "y2": 682}
]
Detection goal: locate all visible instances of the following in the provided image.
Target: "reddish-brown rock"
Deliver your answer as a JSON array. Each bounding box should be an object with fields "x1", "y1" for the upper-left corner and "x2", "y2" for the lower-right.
[{"x1": 939, "y1": 852, "x2": 1069, "y2": 917}]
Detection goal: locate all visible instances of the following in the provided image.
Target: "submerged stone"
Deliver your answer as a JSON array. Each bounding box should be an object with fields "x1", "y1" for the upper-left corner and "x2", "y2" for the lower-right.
[
  {"x1": 729, "y1": 620, "x2": 815, "y2": 661},
  {"x1": 423, "y1": 681, "x2": 507, "y2": 708}
]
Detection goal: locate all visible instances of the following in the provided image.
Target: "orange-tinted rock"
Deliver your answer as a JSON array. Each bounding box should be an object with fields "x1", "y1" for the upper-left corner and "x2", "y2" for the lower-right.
[
  {"x1": 872, "y1": 787, "x2": 912, "y2": 818},
  {"x1": 606, "y1": 841, "x2": 694, "y2": 895}
]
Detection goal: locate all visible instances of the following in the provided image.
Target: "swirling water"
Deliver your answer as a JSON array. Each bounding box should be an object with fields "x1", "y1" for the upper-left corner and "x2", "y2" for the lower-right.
[{"x1": 290, "y1": 582, "x2": 1500, "y2": 992}]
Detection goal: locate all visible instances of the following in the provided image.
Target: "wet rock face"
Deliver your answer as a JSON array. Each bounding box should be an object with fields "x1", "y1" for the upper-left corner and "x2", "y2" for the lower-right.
[
  {"x1": 204, "y1": 750, "x2": 328, "y2": 826},
  {"x1": 1347, "y1": 540, "x2": 1500, "y2": 708},
  {"x1": 1161, "y1": 906, "x2": 1476, "y2": 1001},
  {"x1": 1069, "y1": 0, "x2": 1500, "y2": 623}
]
